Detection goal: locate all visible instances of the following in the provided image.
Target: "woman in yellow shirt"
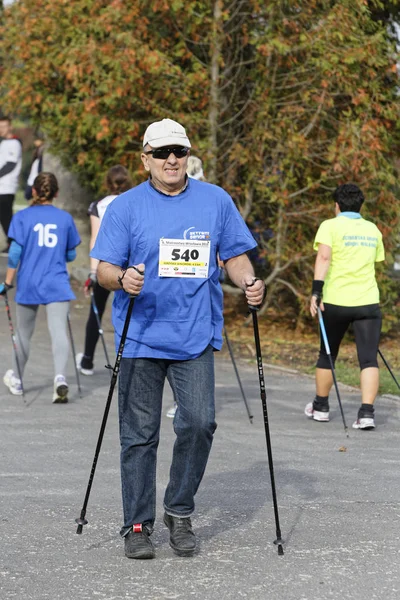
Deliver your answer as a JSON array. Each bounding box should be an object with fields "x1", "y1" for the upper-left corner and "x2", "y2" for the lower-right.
[{"x1": 306, "y1": 183, "x2": 385, "y2": 430}]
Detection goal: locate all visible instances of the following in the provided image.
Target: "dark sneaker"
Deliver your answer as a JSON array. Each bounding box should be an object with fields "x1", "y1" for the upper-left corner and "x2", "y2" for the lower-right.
[
  {"x1": 163, "y1": 512, "x2": 196, "y2": 557},
  {"x1": 124, "y1": 524, "x2": 155, "y2": 559}
]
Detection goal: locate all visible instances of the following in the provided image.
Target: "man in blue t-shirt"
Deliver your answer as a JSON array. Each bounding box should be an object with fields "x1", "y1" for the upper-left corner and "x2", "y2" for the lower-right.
[{"x1": 92, "y1": 118, "x2": 265, "y2": 560}]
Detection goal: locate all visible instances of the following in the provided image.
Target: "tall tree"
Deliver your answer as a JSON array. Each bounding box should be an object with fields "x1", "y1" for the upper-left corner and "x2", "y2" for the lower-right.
[
  {"x1": 1, "y1": 0, "x2": 399, "y2": 325},
  {"x1": 0, "y1": 0, "x2": 210, "y2": 189},
  {"x1": 224, "y1": 0, "x2": 400, "y2": 319}
]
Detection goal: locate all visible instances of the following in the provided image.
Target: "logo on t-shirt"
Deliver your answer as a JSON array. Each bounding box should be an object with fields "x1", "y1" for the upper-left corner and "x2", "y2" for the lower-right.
[
  {"x1": 342, "y1": 235, "x2": 378, "y2": 248},
  {"x1": 183, "y1": 226, "x2": 210, "y2": 240}
]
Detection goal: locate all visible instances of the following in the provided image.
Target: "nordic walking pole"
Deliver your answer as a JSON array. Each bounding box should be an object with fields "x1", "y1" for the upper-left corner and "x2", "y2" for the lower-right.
[
  {"x1": 378, "y1": 349, "x2": 400, "y2": 391},
  {"x1": 317, "y1": 307, "x2": 349, "y2": 437},
  {"x1": 249, "y1": 305, "x2": 284, "y2": 556},
  {"x1": 3, "y1": 290, "x2": 25, "y2": 400},
  {"x1": 67, "y1": 313, "x2": 82, "y2": 398},
  {"x1": 75, "y1": 263, "x2": 144, "y2": 534},
  {"x1": 75, "y1": 295, "x2": 135, "y2": 534},
  {"x1": 223, "y1": 325, "x2": 253, "y2": 423},
  {"x1": 90, "y1": 290, "x2": 112, "y2": 376}
]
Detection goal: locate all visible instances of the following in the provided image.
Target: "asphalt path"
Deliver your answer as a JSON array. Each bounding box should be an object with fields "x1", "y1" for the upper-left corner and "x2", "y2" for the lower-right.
[{"x1": 1, "y1": 260, "x2": 400, "y2": 600}]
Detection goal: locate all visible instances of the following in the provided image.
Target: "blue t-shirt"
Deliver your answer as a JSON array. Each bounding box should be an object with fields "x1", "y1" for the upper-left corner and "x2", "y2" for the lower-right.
[
  {"x1": 8, "y1": 205, "x2": 81, "y2": 305},
  {"x1": 91, "y1": 179, "x2": 257, "y2": 359}
]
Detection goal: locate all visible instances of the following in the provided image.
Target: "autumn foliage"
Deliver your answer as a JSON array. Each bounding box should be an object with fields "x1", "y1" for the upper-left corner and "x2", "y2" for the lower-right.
[{"x1": 1, "y1": 0, "x2": 399, "y2": 327}]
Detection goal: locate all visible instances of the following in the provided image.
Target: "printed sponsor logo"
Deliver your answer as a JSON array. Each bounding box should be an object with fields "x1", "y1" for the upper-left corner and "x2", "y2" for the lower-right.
[{"x1": 183, "y1": 226, "x2": 210, "y2": 240}]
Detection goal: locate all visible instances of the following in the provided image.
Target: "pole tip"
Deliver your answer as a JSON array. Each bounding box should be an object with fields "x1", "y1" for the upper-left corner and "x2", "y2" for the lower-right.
[
  {"x1": 274, "y1": 538, "x2": 285, "y2": 556},
  {"x1": 75, "y1": 516, "x2": 88, "y2": 534}
]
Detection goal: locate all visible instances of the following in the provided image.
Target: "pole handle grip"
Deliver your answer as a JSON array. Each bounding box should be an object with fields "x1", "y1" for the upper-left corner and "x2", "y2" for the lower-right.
[
  {"x1": 246, "y1": 277, "x2": 265, "y2": 311},
  {"x1": 124, "y1": 266, "x2": 145, "y2": 298}
]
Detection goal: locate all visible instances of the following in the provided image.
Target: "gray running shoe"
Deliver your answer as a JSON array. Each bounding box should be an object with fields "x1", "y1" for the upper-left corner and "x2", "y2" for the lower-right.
[{"x1": 3, "y1": 369, "x2": 23, "y2": 396}]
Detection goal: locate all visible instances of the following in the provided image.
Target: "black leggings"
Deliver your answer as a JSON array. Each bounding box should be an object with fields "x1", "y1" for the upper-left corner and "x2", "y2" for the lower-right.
[
  {"x1": 0, "y1": 194, "x2": 15, "y2": 242},
  {"x1": 317, "y1": 303, "x2": 382, "y2": 370},
  {"x1": 83, "y1": 282, "x2": 111, "y2": 363}
]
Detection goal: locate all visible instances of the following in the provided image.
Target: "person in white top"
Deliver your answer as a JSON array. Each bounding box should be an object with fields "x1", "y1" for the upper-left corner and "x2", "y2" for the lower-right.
[
  {"x1": 0, "y1": 116, "x2": 22, "y2": 253},
  {"x1": 76, "y1": 165, "x2": 132, "y2": 375},
  {"x1": 186, "y1": 155, "x2": 206, "y2": 181}
]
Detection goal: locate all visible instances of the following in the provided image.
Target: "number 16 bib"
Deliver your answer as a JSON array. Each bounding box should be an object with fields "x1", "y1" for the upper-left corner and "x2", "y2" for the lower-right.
[{"x1": 158, "y1": 238, "x2": 211, "y2": 278}]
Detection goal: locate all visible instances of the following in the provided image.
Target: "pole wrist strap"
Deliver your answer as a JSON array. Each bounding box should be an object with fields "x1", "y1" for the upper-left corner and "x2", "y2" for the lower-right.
[
  {"x1": 117, "y1": 269, "x2": 127, "y2": 290},
  {"x1": 118, "y1": 266, "x2": 145, "y2": 292}
]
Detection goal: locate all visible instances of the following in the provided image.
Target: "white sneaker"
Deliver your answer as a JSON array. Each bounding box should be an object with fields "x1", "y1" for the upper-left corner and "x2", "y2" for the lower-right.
[
  {"x1": 352, "y1": 417, "x2": 375, "y2": 430},
  {"x1": 75, "y1": 352, "x2": 83, "y2": 369},
  {"x1": 3, "y1": 369, "x2": 23, "y2": 396},
  {"x1": 166, "y1": 403, "x2": 177, "y2": 418},
  {"x1": 53, "y1": 374, "x2": 69, "y2": 404},
  {"x1": 76, "y1": 352, "x2": 94, "y2": 376},
  {"x1": 304, "y1": 402, "x2": 330, "y2": 422}
]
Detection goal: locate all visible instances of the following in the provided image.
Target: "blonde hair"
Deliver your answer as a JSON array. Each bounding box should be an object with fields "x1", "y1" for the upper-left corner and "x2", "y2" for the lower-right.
[
  {"x1": 187, "y1": 156, "x2": 205, "y2": 181},
  {"x1": 32, "y1": 172, "x2": 59, "y2": 205}
]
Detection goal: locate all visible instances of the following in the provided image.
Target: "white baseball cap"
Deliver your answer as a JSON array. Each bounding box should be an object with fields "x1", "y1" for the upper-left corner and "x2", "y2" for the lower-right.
[{"x1": 143, "y1": 118, "x2": 191, "y2": 149}]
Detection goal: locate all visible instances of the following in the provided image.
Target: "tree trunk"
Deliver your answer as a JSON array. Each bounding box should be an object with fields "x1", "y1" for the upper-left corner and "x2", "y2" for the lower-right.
[{"x1": 208, "y1": 0, "x2": 223, "y2": 184}]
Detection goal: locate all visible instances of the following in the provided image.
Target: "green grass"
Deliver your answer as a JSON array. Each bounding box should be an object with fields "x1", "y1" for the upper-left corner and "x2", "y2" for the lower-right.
[
  {"x1": 303, "y1": 361, "x2": 400, "y2": 396},
  {"x1": 224, "y1": 317, "x2": 400, "y2": 398}
]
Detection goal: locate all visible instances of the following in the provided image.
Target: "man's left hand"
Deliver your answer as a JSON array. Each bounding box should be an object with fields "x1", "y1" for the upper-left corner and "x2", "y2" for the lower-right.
[{"x1": 244, "y1": 276, "x2": 266, "y2": 307}]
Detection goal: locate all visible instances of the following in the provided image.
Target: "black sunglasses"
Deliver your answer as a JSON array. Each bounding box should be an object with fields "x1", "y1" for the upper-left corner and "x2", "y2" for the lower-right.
[{"x1": 144, "y1": 146, "x2": 189, "y2": 160}]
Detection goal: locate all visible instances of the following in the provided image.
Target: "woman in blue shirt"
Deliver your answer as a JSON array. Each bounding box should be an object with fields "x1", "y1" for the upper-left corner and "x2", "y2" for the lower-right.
[{"x1": 0, "y1": 172, "x2": 81, "y2": 403}]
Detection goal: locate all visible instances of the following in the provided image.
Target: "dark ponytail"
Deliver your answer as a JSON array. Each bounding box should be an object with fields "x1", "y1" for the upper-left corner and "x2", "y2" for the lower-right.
[{"x1": 32, "y1": 172, "x2": 59, "y2": 205}]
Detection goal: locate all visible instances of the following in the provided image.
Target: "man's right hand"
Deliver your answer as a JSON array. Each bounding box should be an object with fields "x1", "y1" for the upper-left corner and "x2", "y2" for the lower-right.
[{"x1": 118, "y1": 264, "x2": 145, "y2": 296}]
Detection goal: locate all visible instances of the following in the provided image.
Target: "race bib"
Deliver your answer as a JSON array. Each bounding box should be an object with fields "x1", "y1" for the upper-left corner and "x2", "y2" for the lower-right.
[{"x1": 159, "y1": 238, "x2": 211, "y2": 278}]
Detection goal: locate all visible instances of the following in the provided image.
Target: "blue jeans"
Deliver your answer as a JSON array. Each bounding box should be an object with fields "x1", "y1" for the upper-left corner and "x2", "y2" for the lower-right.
[{"x1": 118, "y1": 345, "x2": 217, "y2": 536}]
